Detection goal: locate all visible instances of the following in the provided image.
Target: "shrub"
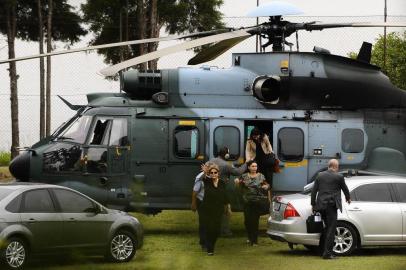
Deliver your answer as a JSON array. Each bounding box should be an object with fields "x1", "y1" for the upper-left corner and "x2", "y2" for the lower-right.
[{"x1": 0, "y1": 151, "x2": 11, "y2": 166}]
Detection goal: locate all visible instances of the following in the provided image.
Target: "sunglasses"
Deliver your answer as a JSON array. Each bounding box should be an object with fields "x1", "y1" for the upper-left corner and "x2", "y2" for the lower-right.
[{"x1": 209, "y1": 171, "x2": 218, "y2": 175}]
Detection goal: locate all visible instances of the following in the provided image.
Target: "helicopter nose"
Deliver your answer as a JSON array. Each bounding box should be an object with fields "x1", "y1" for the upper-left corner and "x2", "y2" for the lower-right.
[{"x1": 9, "y1": 151, "x2": 31, "y2": 181}]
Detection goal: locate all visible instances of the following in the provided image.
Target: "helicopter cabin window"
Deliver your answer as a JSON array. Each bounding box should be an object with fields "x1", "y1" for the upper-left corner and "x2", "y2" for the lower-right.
[
  {"x1": 89, "y1": 118, "x2": 113, "y2": 145},
  {"x1": 109, "y1": 118, "x2": 128, "y2": 146},
  {"x1": 214, "y1": 126, "x2": 240, "y2": 160},
  {"x1": 342, "y1": 128, "x2": 364, "y2": 153},
  {"x1": 57, "y1": 115, "x2": 92, "y2": 144},
  {"x1": 174, "y1": 126, "x2": 199, "y2": 159},
  {"x1": 277, "y1": 128, "x2": 304, "y2": 162}
]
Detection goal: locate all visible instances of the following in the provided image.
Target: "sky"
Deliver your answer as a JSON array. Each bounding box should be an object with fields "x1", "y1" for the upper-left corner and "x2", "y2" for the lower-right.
[{"x1": 0, "y1": 0, "x2": 405, "y2": 150}]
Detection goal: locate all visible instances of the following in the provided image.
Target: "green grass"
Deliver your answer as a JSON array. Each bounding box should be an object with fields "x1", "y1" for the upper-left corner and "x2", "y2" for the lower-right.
[
  {"x1": 0, "y1": 151, "x2": 10, "y2": 166},
  {"x1": 26, "y1": 211, "x2": 406, "y2": 270}
]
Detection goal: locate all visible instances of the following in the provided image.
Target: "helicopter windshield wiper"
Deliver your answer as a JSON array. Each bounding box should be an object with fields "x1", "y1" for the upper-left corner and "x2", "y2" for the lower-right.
[{"x1": 55, "y1": 136, "x2": 74, "y2": 141}]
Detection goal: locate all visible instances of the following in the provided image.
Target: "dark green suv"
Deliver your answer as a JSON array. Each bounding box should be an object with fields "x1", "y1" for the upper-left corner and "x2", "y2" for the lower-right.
[{"x1": 0, "y1": 183, "x2": 143, "y2": 269}]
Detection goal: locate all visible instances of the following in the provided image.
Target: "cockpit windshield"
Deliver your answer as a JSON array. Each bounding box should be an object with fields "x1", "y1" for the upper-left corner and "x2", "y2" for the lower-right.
[{"x1": 55, "y1": 115, "x2": 92, "y2": 144}]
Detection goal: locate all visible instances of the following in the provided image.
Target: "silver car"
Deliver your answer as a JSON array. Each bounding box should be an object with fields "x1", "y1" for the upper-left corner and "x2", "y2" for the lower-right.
[
  {"x1": 267, "y1": 176, "x2": 406, "y2": 255},
  {"x1": 0, "y1": 183, "x2": 143, "y2": 269}
]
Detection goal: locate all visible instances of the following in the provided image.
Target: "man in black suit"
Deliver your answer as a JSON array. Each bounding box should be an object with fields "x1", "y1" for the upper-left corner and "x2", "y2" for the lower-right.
[{"x1": 311, "y1": 159, "x2": 351, "y2": 259}]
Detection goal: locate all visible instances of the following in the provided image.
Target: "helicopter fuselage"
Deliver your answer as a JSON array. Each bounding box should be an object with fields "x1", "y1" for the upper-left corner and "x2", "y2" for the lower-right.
[{"x1": 9, "y1": 51, "x2": 406, "y2": 213}]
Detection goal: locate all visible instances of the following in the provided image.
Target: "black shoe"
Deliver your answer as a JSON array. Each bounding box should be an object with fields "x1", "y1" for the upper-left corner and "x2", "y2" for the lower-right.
[{"x1": 322, "y1": 254, "x2": 338, "y2": 260}]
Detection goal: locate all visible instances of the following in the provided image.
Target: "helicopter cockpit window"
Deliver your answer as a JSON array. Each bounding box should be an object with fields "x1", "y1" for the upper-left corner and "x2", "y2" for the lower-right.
[
  {"x1": 342, "y1": 128, "x2": 364, "y2": 153},
  {"x1": 57, "y1": 115, "x2": 92, "y2": 144},
  {"x1": 109, "y1": 118, "x2": 128, "y2": 146},
  {"x1": 277, "y1": 127, "x2": 304, "y2": 162},
  {"x1": 174, "y1": 126, "x2": 199, "y2": 159},
  {"x1": 214, "y1": 126, "x2": 240, "y2": 160},
  {"x1": 89, "y1": 118, "x2": 113, "y2": 145}
]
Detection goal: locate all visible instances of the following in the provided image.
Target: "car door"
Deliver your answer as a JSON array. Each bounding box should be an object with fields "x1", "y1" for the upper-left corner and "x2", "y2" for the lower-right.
[
  {"x1": 347, "y1": 183, "x2": 402, "y2": 243},
  {"x1": 51, "y1": 188, "x2": 112, "y2": 249},
  {"x1": 20, "y1": 189, "x2": 63, "y2": 252},
  {"x1": 392, "y1": 183, "x2": 406, "y2": 241}
]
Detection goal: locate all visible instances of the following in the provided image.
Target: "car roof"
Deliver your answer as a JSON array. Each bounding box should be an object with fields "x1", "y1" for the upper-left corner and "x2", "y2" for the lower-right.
[
  {"x1": 0, "y1": 182, "x2": 66, "y2": 191},
  {"x1": 344, "y1": 175, "x2": 406, "y2": 188}
]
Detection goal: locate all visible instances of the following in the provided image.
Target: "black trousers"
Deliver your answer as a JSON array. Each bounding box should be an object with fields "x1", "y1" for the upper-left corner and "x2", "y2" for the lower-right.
[
  {"x1": 201, "y1": 210, "x2": 223, "y2": 253},
  {"x1": 196, "y1": 200, "x2": 206, "y2": 248},
  {"x1": 320, "y1": 204, "x2": 338, "y2": 256},
  {"x1": 243, "y1": 202, "x2": 261, "y2": 244}
]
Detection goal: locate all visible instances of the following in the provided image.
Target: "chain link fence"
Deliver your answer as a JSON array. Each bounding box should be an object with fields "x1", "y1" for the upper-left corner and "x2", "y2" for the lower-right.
[{"x1": 0, "y1": 15, "x2": 405, "y2": 151}]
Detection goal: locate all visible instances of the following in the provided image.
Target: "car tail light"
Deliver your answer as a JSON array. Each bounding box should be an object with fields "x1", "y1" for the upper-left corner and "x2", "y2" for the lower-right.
[{"x1": 283, "y1": 203, "x2": 300, "y2": 219}]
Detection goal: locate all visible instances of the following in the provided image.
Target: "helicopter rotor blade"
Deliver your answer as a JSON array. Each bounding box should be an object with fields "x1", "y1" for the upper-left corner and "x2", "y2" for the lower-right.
[
  {"x1": 188, "y1": 36, "x2": 251, "y2": 65},
  {"x1": 0, "y1": 29, "x2": 231, "y2": 64},
  {"x1": 100, "y1": 27, "x2": 257, "y2": 77},
  {"x1": 299, "y1": 22, "x2": 406, "y2": 31}
]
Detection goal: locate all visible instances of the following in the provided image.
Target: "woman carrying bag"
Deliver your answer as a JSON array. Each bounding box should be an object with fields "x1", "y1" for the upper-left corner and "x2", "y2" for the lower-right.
[
  {"x1": 235, "y1": 160, "x2": 271, "y2": 246},
  {"x1": 245, "y1": 127, "x2": 275, "y2": 195}
]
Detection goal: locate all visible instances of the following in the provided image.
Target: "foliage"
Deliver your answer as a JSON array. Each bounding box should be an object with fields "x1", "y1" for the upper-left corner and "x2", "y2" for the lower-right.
[
  {"x1": 81, "y1": 0, "x2": 225, "y2": 65},
  {"x1": 0, "y1": 152, "x2": 11, "y2": 166},
  {"x1": 348, "y1": 31, "x2": 406, "y2": 90},
  {"x1": 0, "y1": 0, "x2": 87, "y2": 44}
]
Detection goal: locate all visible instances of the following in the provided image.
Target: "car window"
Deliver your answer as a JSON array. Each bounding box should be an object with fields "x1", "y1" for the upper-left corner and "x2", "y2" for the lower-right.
[
  {"x1": 5, "y1": 194, "x2": 22, "y2": 213},
  {"x1": 352, "y1": 183, "x2": 393, "y2": 202},
  {"x1": 53, "y1": 189, "x2": 95, "y2": 213},
  {"x1": 22, "y1": 189, "x2": 55, "y2": 213},
  {"x1": 394, "y1": 183, "x2": 406, "y2": 203}
]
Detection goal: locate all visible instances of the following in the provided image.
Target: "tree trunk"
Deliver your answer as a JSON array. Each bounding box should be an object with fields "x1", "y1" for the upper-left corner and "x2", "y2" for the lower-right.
[
  {"x1": 6, "y1": 1, "x2": 19, "y2": 158},
  {"x1": 147, "y1": 0, "x2": 158, "y2": 70},
  {"x1": 136, "y1": 0, "x2": 147, "y2": 70},
  {"x1": 46, "y1": 0, "x2": 52, "y2": 136},
  {"x1": 38, "y1": 0, "x2": 45, "y2": 139}
]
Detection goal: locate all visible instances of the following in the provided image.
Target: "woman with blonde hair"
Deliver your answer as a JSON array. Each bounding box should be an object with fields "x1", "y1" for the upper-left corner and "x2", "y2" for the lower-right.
[{"x1": 200, "y1": 164, "x2": 231, "y2": 255}]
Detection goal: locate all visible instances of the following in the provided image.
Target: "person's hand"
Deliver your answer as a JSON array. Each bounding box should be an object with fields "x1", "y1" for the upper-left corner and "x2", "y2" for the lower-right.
[
  {"x1": 200, "y1": 163, "x2": 205, "y2": 172},
  {"x1": 347, "y1": 199, "x2": 351, "y2": 204},
  {"x1": 311, "y1": 206, "x2": 315, "y2": 214},
  {"x1": 234, "y1": 178, "x2": 240, "y2": 185},
  {"x1": 261, "y1": 183, "x2": 270, "y2": 190}
]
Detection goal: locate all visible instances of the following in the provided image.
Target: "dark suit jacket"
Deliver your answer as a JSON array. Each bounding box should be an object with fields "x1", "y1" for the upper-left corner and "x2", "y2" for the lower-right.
[{"x1": 311, "y1": 169, "x2": 350, "y2": 212}]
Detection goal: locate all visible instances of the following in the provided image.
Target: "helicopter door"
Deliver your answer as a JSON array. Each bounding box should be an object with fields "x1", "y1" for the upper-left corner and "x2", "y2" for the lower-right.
[
  {"x1": 105, "y1": 117, "x2": 131, "y2": 208},
  {"x1": 165, "y1": 119, "x2": 205, "y2": 207},
  {"x1": 307, "y1": 122, "x2": 340, "y2": 181},
  {"x1": 273, "y1": 121, "x2": 308, "y2": 191},
  {"x1": 210, "y1": 119, "x2": 245, "y2": 209}
]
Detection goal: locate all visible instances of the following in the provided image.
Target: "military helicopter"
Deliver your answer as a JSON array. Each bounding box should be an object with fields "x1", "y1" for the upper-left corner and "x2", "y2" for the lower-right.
[{"x1": 4, "y1": 2, "x2": 406, "y2": 213}]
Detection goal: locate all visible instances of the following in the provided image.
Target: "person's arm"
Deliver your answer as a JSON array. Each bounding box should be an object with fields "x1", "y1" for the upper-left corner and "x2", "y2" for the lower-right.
[
  {"x1": 191, "y1": 191, "x2": 198, "y2": 212},
  {"x1": 245, "y1": 140, "x2": 253, "y2": 161},
  {"x1": 310, "y1": 177, "x2": 319, "y2": 210},
  {"x1": 226, "y1": 162, "x2": 247, "y2": 176},
  {"x1": 263, "y1": 134, "x2": 273, "y2": 153},
  {"x1": 340, "y1": 176, "x2": 351, "y2": 204}
]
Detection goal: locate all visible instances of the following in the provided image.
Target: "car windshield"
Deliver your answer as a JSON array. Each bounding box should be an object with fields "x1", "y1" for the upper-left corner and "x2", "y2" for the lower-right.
[
  {"x1": 55, "y1": 115, "x2": 92, "y2": 144},
  {"x1": 0, "y1": 188, "x2": 13, "y2": 201}
]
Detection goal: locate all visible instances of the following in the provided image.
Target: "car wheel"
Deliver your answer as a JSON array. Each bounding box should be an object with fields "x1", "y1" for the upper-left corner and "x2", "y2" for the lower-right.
[
  {"x1": 107, "y1": 230, "x2": 136, "y2": 263},
  {"x1": 333, "y1": 222, "x2": 358, "y2": 256},
  {"x1": 1, "y1": 237, "x2": 28, "y2": 269}
]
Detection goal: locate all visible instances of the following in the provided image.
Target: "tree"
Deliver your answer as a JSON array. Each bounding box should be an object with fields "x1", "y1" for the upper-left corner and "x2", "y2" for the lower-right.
[
  {"x1": 0, "y1": 0, "x2": 20, "y2": 158},
  {"x1": 17, "y1": 0, "x2": 87, "y2": 137},
  {"x1": 371, "y1": 31, "x2": 406, "y2": 90},
  {"x1": 81, "y1": 0, "x2": 224, "y2": 68},
  {"x1": 0, "y1": 0, "x2": 87, "y2": 153},
  {"x1": 349, "y1": 31, "x2": 406, "y2": 90}
]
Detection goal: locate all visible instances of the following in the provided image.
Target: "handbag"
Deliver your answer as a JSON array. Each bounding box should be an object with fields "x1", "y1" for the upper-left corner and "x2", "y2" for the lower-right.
[{"x1": 306, "y1": 212, "x2": 323, "y2": 233}]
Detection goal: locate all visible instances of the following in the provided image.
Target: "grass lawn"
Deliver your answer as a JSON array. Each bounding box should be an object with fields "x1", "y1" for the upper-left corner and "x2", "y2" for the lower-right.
[{"x1": 26, "y1": 211, "x2": 406, "y2": 270}]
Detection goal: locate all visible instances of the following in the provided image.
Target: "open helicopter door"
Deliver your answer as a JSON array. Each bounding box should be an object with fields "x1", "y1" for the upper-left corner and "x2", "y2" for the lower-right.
[
  {"x1": 81, "y1": 115, "x2": 131, "y2": 209},
  {"x1": 272, "y1": 121, "x2": 308, "y2": 191},
  {"x1": 209, "y1": 119, "x2": 245, "y2": 209}
]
